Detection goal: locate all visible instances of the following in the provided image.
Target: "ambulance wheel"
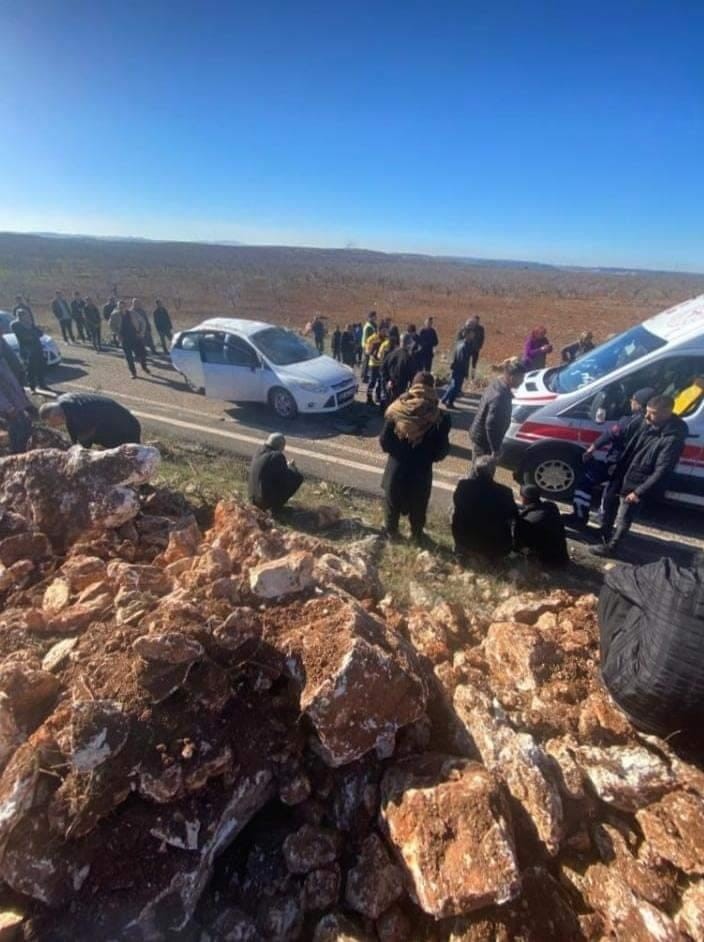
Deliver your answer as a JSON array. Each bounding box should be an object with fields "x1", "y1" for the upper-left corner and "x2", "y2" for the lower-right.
[{"x1": 522, "y1": 447, "x2": 580, "y2": 502}]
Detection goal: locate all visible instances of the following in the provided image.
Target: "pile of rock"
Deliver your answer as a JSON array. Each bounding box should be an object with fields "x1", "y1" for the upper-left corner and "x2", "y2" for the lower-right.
[{"x1": 0, "y1": 444, "x2": 702, "y2": 941}]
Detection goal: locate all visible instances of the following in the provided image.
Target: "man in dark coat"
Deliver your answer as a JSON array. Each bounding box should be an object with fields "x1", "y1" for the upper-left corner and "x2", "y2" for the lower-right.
[
  {"x1": 470, "y1": 358, "x2": 526, "y2": 462},
  {"x1": 102, "y1": 297, "x2": 116, "y2": 321},
  {"x1": 451, "y1": 456, "x2": 517, "y2": 559},
  {"x1": 457, "y1": 316, "x2": 485, "y2": 378},
  {"x1": 153, "y1": 299, "x2": 173, "y2": 353},
  {"x1": 340, "y1": 324, "x2": 357, "y2": 367},
  {"x1": 599, "y1": 554, "x2": 704, "y2": 744},
  {"x1": 248, "y1": 433, "x2": 303, "y2": 512},
  {"x1": 592, "y1": 394, "x2": 688, "y2": 557},
  {"x1": 51, "y1": 291, "x2": 75, "y2": 343},
  {"x1": 417, "y1": 317, "x2": 439, "y2": 372},
  {"x1": 441, "y1": 336, "x2": 472, "y2": 408},
  {"x1": 514, "y1": 484, "x2": 569, "y2": 567},
  {"x1": 331, "y1": 326, "x2": 342, "y2": 361},
  {"x1": 11, "y1": 308, "x2": 46, "y2": 391},
  {"x1": 115, "y1": 300, "x2": 151, "y2": 379},
  {"x1": 380, "y1": 372, "x2": 451, "y2": 544},
  {"x1": 383, "y1": 333, "x2": 415, "y2": 403},
  {"x1": 83, "y1": 297, "x2": 102, "y2": 352},
  {"x1": 39, "y1": 393, "x2": 141, "y2": 448},
  {"x1": 70, "y1": 292, "x2": 87, "y2": 341}
]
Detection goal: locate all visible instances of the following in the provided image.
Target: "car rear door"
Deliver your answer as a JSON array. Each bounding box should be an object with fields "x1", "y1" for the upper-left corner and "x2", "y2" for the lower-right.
[{"x1": 201, "y1": 332, "x2": 265, "y2": 402}]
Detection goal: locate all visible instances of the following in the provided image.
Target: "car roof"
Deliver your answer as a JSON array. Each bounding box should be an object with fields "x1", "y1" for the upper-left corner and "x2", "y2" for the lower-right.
[
  {"x1": 193, "y1": 317, "x2": 278, "y2": 337},
  {"x1": 644, "y1": 293, "x2": 704, "y2": 343}
]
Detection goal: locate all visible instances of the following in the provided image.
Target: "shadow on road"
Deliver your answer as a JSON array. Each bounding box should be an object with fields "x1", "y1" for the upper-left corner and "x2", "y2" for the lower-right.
[{"x1": 223, "y1": 400, "x2": 386, "y2": 442}]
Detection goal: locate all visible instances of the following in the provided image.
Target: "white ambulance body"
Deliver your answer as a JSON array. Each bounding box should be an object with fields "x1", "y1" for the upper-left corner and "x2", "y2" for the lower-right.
[{"x1": 501, "y1": 293, "x2": 704, "y2": 507}]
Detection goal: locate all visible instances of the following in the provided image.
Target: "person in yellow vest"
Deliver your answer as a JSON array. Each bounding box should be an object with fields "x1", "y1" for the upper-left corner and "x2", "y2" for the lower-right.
[{"x1": 674, "y1": 376, "x2": 704, "y2": 416}]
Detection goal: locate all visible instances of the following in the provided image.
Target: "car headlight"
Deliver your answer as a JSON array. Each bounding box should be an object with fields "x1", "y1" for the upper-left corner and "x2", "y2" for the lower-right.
[{"x1": 295, "y1": 380, "x2": 326, "y2": 394}]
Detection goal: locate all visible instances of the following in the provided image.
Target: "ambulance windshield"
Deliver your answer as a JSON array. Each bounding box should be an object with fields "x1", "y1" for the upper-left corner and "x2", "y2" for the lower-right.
[{"x1": 548, "y1": 324, "x2": 666, "y2": 394}]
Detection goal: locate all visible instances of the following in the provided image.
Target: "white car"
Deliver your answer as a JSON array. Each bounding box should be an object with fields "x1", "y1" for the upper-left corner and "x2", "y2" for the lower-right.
[
  {"x1": 0, "y1": 310, "x2": 62, "y2": 367},
  {"x1": 171, "y1": 318, "x2": 358, "y2": 419}
]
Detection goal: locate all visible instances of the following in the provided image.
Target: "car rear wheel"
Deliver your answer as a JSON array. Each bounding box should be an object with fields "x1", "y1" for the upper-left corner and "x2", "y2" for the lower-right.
[
  {"x1": 269, "y1": 387, "x2": 298, "y2": 420},
  {"x1": 522, "y1": 447, "x2": 580, "y2": 502}
]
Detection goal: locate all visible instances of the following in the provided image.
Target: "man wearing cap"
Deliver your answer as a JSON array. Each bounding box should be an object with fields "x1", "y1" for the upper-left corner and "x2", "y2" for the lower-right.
[
  {"x1": 566, "y1": 387, "x2": 654, "y2": 531},
  {"x1": 514, "y1": 484, "x2": 569, "y2": 567},
  {"x1": 248, "y1": 433, "x2": 304, "y2": 513}
]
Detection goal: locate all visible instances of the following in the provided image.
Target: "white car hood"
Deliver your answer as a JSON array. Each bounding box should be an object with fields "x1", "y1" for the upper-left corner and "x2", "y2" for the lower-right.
[
  {"x1": 276, "y1": 355, "x2": 355, "y2": 386},
  {"x1": 3, "y1": 331, "x2": 56, "y2": 350},
  {"x1": 513, "y1": 368, "x2": 558, "y2": 404}
]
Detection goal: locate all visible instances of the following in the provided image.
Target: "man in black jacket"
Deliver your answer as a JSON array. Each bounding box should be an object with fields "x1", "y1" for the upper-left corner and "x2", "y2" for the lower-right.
[
  {"x1": 383, "y1": 333, "x2": 415, "y2": 403},
  {"x1": 83, "y1": 297, "x2": 102, "y2": 352},
  {"x1": 52, "y1": 292, "x2": 75, "y2": 343},
  {"x1": 452, "y1": 456, "x2": 517, "y2": 559},
  {"x1": 457, "y1": 316, "x2": 486, "y2": 378},
  {"x1": 103, "y1": 297, "x2": 117, "y2": 321},
  {"x1": 11, "y1": 309, "x2": 46, "y2": 392},
  {"x1": 470, "y1": 358, "x2": 525, "y2": 462},
  {"x1": 417, "y1": 317, "x2": 439, "y2": 372},
  {"x1": 39, "y1": 393, "x2": 141, "y2": 448},
  {"x1": 153, "y1": 300, "x2": 173, "y2": 353},
  {"x1": 248, "y1": 433, "x2": 304, "y2": 512},
  {"x1": 599, "y1": 554, "x2": 704, "y2": 743},
  {"x1": 70, "y1": 292, "x2": 87, "y2": 342},
  {"x1": 441, "y1": 336, "x2": 472, "y2": 408},
  {"x1": 514, "y1": 484, "x2": 569, "y2": 567},
  {"x1": 592, "y1": 394, "x2": 688, "y2": 557}
]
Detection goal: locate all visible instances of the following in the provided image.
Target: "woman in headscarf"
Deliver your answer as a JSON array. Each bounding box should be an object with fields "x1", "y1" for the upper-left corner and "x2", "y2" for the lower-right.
[
  {"x1": 379, "y1": 372, "x2": 451, "y2": 544},
  {"x1": 522, "y1": 326, "x2": 553, "y2": 370}
]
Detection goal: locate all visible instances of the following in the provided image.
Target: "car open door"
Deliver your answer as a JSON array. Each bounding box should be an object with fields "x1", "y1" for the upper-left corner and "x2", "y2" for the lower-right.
[
  {"x1": 201, "y1": 332, "x2": 265, "y2": 402},
  {"x1": 171, "y1": 330, "x2": 206, "y2": 391}
]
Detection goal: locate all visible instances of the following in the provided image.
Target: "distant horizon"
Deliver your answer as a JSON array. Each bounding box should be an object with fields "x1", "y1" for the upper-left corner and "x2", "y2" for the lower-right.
[{"x1": 1, "y1": 228, "x2": 703, "y2": 279}]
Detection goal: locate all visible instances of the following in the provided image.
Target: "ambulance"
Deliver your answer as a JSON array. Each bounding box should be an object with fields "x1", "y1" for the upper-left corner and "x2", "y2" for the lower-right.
[{"x1": 500, "y1": 294, "x2": 704, "y2": 507}]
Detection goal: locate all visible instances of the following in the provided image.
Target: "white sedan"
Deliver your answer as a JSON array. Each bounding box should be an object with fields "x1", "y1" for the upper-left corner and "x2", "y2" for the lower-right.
[
  {"x1": 171, "y1": 318, "x2": 358, "y2": 419},
  {"x1": 0, "y1": 310, "x2": 62, "y2": 367}
]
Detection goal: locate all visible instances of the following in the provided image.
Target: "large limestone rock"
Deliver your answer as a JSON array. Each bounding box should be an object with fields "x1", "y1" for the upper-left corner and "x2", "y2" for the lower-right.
[
  {"x1": 380, "y1": 753, "x2": 520, "y2": 918},
  {"x1": 574, "y1": 743, "x2": 675, "y2": 812},
  {"x1": 453, "y1": 685, "x2": 564, "y2": 856},
  {"x1": 345, "y1": 832, "x2": 404, "y2": 919},
  {"x1": 265, "y1": 597, "x2": 427, "y2": 767},
  {"x1": 0, "y1": 445, "x2": 160, "y2": 548},
  {"x1": 637, "y1": 790, "x2": 704, "y2": 875},
  {"x1": 249, "y1": 551, "x2": 315, "y2": 599}
]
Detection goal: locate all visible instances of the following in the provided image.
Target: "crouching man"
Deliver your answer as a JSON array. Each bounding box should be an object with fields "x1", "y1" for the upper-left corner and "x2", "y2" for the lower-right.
[
  {"x1": 514, "y1": 484, "x2": 569, "y2": 567},
  {"x1": 248, "y1": 433, "x2": 303, "y2": 513},
  {"x1": 599, "y1": 554, "x2": 704, "y2": 746},
  {"x1": 39, "y1": 392, "x2": 141, "y2": 448}
]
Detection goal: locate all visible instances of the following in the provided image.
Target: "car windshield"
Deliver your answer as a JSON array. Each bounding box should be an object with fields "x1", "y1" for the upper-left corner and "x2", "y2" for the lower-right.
[
  {"x1": 250, "y1": 327, "x2": 320, "y2": 365},
  {"x1": 546, "y1": 323, "x2": 667, "y2": 394}
]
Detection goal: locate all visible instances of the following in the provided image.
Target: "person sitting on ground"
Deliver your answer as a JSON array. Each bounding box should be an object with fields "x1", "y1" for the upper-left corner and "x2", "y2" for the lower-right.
[
  {"x1": 380, "y1": 372, "x2": 451, "y2": 545},
  {"x1": 561, "y1": 331, "x2": 594, "y2": 363},
  {"x1": 39, "y1": 393, "x2": 141, "y2": 448},
  {"x1": 567, "y1": 387, "x2": 654, "y2": 530},
  {"x1": 514, "y1": 484, "x2": 569, "y2": 567},
  {"x1": 470, "y1": 357, "x2": 526, "y2": 462},
  {"x1": 598, "y1": 553, "x2": 704, "y2": 745},
  {"x1": 674, "y1": 375, "x2": 704, "y2": 417},
  {"x1": 451, "y1": 455, "x2": 517, "y2": 559},
  {"x1": 248, "y1": 433, "x2": 304, "y2": 513}
]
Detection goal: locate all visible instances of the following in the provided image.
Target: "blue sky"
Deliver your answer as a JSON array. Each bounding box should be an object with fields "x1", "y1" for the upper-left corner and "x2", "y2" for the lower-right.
[{"x1": 0, "y1": 0, "x2": 702, "y2": 270}]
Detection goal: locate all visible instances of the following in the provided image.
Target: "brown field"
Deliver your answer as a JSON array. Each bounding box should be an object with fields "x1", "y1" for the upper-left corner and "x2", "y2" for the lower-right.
[{"x1": 2, "y1": 233, "x2": 703, "y2": 364}]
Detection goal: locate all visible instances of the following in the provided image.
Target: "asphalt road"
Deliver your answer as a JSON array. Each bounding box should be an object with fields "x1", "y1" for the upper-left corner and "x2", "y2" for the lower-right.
[{"x1": 32, "y1": 338, "x2": 703, "y2": 566}]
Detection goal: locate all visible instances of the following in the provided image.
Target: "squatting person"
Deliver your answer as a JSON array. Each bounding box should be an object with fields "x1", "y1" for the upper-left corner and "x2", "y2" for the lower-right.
[
  {"x1": 39, "y1": 392, "x2": 142, "y2": 448},
  {"x1": 248, "y1": 433, "x2": 304, "y2": 512}
]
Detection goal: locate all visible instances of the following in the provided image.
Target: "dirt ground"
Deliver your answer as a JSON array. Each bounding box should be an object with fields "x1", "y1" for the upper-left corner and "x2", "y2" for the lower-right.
[{"x1": 2, "y1": 233, "x2": 703, "y2": 364}]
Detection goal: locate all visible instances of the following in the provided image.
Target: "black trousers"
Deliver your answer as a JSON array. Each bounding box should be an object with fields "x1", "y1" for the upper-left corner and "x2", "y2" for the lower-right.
[
  {"x1": 601, "y1": 480, "x2": 641, "y2": 545},
  {"x1": 87, "y1": 322, "x2": 102, "y2": 351},
  {"x1": 157, "y1": 329, "x2": 172, "y2": 353},
  {"x1": 6, "y1": 410, "x2": 32, "y2": 453},
  {"x1": 123, "y1": 340, "x2": 148, "y2": 377},
  {"x1": 384, "y1": 474, "x2": 432, "y2": 538},
  {"x1": 22, "y1": 349, "x2": 45, "y2": 390},
  {"x1": 59, "y1": 319, "x2": 75, "y2": 343},
  {"x1": 72, "y1": 316, "x2": 86, "y2": 341}
]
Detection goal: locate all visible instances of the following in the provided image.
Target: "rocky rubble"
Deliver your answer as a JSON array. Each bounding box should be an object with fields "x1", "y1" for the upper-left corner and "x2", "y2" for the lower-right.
[{"x1": 0, "y1": 445, "x2": 703, "y2": 940}]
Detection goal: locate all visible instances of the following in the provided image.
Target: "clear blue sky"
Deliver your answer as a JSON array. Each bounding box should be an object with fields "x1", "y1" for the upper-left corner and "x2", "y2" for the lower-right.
[{"x1": 1, "y1": 1, "x2": 702, "y2": 270}]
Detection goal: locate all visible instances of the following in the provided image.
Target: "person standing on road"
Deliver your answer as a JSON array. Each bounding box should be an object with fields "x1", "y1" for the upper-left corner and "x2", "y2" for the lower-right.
[
  {"x1": 116, "y1": 300, "x2": 151, "y2": 379},
  {"x1": 418, "y1": 317, "x2": 439, "y2": 373},
  {"x1": 310, "y1": 315, "x2": 325, "y2": 354},
  {"x1": 0, "y1": 336, "x2": 33, "y2": 453},
  {"x1": 11, "y1": 308, "x2": 46, "y2": 392},
  {"x1": 83, "y1": 297, "x2": 102, "y2": 352},
  {"x1": 522, "y1": 326, "x2": 553, "y2": 370},
  {"x1": 514, "y1": 484, "x2": 569, "y2": 567},
  {"x1": 361, "y1": 311, "x2": 377, "y2": 381},
  {"x1": 130, "y1": 299, "x2": 157, "y2": 354},
  {"x1": 567, "y1": 387, "x2": 654, "y2": 530},
  {"x1": 470, "y1": 358, "x2": 526, "y2": 463},
  {"x1": 451, "y1": 456, "x2": 517, "y2": 559},
  {"x1": 591, "y1": 395, "x2": 687, "y2": 558},
  {"x1": 109, "y1": 305, "x2": 123, "y2": 346},
  {"x1": 380, "y1": 371, "x2": 451, "y2": 545},
  {"x1": 457, "y1": 316, "x2": 485, "y2": 379},
  {"x1": 39, "y1": 392, "x2": 141, "y2": 447},
  {"x1": 102, "y1": 296, "x2": 116, "y2": 322},
  {"x1": 52, "y1": 291, "x2": 75, "y2": 343},
  {"x1": 365, "y1": 326, "x2": 387, "y2": 406},
  {"x1": 441, "y1": 334, "x2": 473, "y2": 409},
  {"x1": 153, "y1": 299, "x2": 173, "y2": 353},
  {"x1": 383, "y1": 332, "x2": 415, "y2": 403},
  {"x1": 340, "y1": 324, "x2": 357, "y2": 367},
  {"x1": 331, "y1": 325, "x2": 342, "y2": 361},
  {"x1": 248, "y1": 433, "x2": 304, "y2": 512},
  {"x1": 561, "y1": 331, "x2": 594, "y2": 364},
  {"x1": 70, "y1": 292, "x2": 87, "y2": 342},
  {"x1": 13, "y1": 296, "x2": 35, "y2": 325}
]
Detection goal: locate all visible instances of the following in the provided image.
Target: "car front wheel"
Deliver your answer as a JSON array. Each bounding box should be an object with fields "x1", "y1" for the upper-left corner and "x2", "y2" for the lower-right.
[
  {"x1": 522, "y1": 446, "x2": 581, "y2": 502},
  {"x1": 269, "y1": 387, "x2": 298, "y2": 420}
]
